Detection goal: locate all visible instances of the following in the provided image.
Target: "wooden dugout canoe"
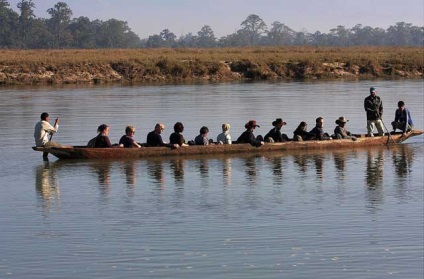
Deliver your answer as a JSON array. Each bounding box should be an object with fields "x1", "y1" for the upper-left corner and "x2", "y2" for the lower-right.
[{"x1": 33, "y1": 131, "x2": 423, "y2": 160}]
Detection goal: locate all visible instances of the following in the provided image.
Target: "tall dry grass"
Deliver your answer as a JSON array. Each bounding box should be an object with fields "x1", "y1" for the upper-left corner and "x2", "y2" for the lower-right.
[{"x1": 0, "y1": 47, "x2": 422, "y2": 66}]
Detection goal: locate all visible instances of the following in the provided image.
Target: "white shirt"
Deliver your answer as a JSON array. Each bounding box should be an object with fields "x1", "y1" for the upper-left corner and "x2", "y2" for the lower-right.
[
  {"x1": 217, "y1": 132, "x2": 232, "y2": 144},
  {"x1": 34, "y1": 120, "x2": 59, "y2": 146}
]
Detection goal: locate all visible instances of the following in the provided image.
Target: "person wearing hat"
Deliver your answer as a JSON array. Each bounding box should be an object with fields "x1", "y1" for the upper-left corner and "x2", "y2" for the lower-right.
[
  {"x1": 236, "y1": 120, "x2": 264, "y2": 147},
  {"x1": 264, "y1": 118, "x2": 290, "y2": 142},
  {"x1": 391, "y1": 101, "x2": 414, "y2": 136},
  {"x1": 364, "y1": 86, "x2": 384, "y2": 137},
  {"x1": 309, "y1": 117, "x2": 332, "y2": 140},
  {"x1": 34, "y1": 112, "x2": 59, "y2": 147},
  {"x1": 217, "y1": 123, "x2": 232, "y2": 144},
  {"x1": 334, "y1": 117, "x2": 357, "y2": 141}
]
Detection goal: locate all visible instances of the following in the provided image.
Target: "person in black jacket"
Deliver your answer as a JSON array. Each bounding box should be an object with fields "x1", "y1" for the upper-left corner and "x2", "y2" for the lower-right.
[
  {"x1": 237, "y1": 120, "x2": 264, "y2": 147},
  {"x1": 309, "y1": 117, "x2": 332, "y2": 140},
  {"x1": 364, "y1": 86, "x2": 384, "y2": 137},
  {"x1": 293, "y1": 121, "x2": 315, "y2": 141},
  {"x1": 264, "y1": 118, "x2": 290, "y2": 142}
]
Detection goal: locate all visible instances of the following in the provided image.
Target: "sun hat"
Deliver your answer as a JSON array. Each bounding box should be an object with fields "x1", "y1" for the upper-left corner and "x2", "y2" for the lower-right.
[
  {"x1": 245, "y1": 120, "x2": 260, "y2": 129},
  {"x1": 335, "y1": 116, "x2": 349, "y2": 124}
]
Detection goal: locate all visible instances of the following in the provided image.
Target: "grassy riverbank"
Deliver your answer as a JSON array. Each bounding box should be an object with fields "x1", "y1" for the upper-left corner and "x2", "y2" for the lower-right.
[{"x1": 0, "y1": 47, "x2": 422, "y2": 85}]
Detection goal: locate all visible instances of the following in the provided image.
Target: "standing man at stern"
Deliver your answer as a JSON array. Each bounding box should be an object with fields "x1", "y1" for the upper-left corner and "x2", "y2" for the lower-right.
[
  {"x1": 364, "y1": 87, "x2": 384, "y2": 137},
  {"x1": 34, "y1": 112, "x2": 59, "y2": 147}
]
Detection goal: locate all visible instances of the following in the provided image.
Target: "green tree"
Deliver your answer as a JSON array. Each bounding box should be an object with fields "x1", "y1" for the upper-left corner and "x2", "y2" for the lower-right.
[
  {"x1": 196, "y1": 25, "x2": 216, "y2": 47},
  {"x1": 17, "y1": 0, "x2": 35, "y2": 47},
  {"x1": 160, "y1": 29, "x2": 176, "y2": 47},
  {"x1": 47, "y1": 1, "x2": 73, "y2": 47},
  {"x1": 240, "y1": 14, "x2": 267, "y2": 45},
  {"x1": 0, "y1": 0, "x2": 20, "y2": 48},
  {"x1": 267, "y1": 21, "x2": 294, "y2": 45}
]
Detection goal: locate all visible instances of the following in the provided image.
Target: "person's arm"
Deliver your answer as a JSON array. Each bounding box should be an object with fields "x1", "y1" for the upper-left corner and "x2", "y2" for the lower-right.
[
  {"x1": 227, "y1": 134, "x2": 232, "y2": 144},
  {"x1": 378, "y1": 98, "x2": 383, "y2": 118},
  {"x1": 402, "y1": 110, "x2": 409, "y2": 133},
  {"x1": 105, "y1": 136, "x2": 112, "y2": 148},
  {"x1": 132, "y1": 140, "x2": 141, "y2": 148}
]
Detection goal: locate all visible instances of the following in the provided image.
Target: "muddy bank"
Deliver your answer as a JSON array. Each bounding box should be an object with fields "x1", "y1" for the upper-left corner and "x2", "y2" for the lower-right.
[{"x1": 1, "y1": 57, "x2": 422, "y2": 85}]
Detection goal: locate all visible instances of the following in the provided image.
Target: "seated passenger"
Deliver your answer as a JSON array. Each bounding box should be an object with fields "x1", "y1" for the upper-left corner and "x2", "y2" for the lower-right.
[
  {"x1": 391, "y1": 101, "x2": 414, "y2": 136},
  {"x1": 217, "y1": 123, "x2": 232, "y2": 145},
  {"x1": 334, "y1": 117, "x2": 356, "y2": 140},
  {"x1": 309, "y1": 117, "x2": 332, "y2": 140},
  {"x1": 169, "y1": 122, "x2": 188, "y2": 147},
  {"x1": 293, "y1": 121, "x2": 315, "y2": 141},
  {"x1": 119, "y1": 125, "x2": 142, "y2": 148},
  {"x1": 237, "y1": 120, "x2": 264, "y2": 147},
  {"x1": 88, "y1": 124, "x2": 112, "y2": 148},
  {"x1": 264, "y1": 118, "x2": 289, "y2": 142},
  {"x1": 195, "y1": 126, "x2": 210, "y2": 145}
]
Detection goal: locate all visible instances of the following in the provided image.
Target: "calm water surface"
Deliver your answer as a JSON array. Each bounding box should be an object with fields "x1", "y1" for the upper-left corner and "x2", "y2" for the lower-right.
[{"x1": 0, "y1": 80, "x2": 423, "y2": 278}]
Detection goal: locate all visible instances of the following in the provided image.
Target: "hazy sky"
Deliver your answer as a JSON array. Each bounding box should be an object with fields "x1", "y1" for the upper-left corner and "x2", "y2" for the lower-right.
[{"x1": 7, "y1": 0, "x2": 424, "y2": 38}]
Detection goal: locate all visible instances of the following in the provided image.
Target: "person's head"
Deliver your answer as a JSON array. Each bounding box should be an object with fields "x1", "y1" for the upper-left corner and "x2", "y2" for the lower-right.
[
  {"x1": 97, "y1": 124, "x2": 109, "y2": 135},
  {"x1": 245, "y1": 120, "x2": 260, "y2": 130},
  {"x1": 155, "y1": 123, "x2": 165, "y2": 134},
  {"x1": 398, "y1": 101, "x2": 405, "y2": 111},
  {"x1": 222, "y1": 123, "x2": 230, "y2": 132},
  {"x1": 125, "y1": 125, "x2": 136, "y2": 136},
  {"x1": 335, "y1": 116, "x2": 349, "y2": 127},
  {"x1": 315, "y1": 117, "x2": 324, "y2": 127},
  {"x1": 370, "y1": 86, "x2": 377, "y2": 96},
  {"x1": 40, "y1": 112, "x2": 49, "y2": 121},
  {"x1": 298, "y1": 121, "x2": 307, "y2": 130},
  {"x1": 272, "y1": 118, "x2": 287, "y2": 129},
  {"x1": 199, "y1": 126, "x2": 209, "y2": 135},
  {"x1": 174, "y1": 122, "x2": 184, "y2": 133}
]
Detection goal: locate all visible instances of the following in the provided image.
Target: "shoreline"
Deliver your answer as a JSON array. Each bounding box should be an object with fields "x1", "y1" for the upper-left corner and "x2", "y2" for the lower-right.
[{"x1": 0, "y1": 47, "x2": 422, "y2": 86}]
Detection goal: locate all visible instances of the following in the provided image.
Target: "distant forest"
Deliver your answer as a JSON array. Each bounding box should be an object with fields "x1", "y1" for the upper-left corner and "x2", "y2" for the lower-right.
[{"x1": 1, "y1": 0, "x2": 423, "y2": 49}]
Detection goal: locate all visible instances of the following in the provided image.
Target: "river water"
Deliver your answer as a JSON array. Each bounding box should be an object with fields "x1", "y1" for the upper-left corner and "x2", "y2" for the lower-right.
[{"x1": 0, "y1": 80, "x2": 423, "y2": 278}]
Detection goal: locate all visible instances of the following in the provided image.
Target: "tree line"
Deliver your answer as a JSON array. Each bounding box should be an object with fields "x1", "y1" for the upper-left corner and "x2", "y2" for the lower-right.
[{"x1": 1, "y1": 0, "x2": 422, "y2": 49}]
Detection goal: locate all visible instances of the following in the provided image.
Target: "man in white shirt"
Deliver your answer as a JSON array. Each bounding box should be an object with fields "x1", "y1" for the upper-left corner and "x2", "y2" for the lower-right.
[{"x1": 34, "y1": 112, "x2": 59, "y2": 147}]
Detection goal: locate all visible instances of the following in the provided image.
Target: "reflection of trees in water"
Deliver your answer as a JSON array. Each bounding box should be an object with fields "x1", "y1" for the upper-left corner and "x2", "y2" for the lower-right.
[
  {"x1": 35, "y1": 161, "x2": 61, "y2": 213},
  {"x1": 365, "y1": 149, "x2": 384, "y2": 207}
]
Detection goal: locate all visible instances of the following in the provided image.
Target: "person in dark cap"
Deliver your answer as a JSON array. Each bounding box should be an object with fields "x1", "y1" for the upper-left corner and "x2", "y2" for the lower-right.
[
  {"x1": 264, "y1": 118, "x2": 290, "y2": 142},
  {"x1": 236, "y1": 120, "x2": 264, "y2": 147},
  {"x1": 34, "y1": 112, "x2": 59, "y2": 147},
  {"x1": 391, "y1": 101, "x2": 414, "y2": 136},
  {"x1": 309, "y1": 117, "x2": 332, "y2": 140},
  {"x1": 364, "y1": 86, "x2": 384, "y2": 137},
  {"x1": 334, "y1": 117, "x2": 356, "y2": 140}
]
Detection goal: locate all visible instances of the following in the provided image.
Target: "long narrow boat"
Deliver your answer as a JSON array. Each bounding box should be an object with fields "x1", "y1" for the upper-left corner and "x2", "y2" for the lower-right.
[{"x1": 33, "y1": 131, "x2": 423, "y2": 160}]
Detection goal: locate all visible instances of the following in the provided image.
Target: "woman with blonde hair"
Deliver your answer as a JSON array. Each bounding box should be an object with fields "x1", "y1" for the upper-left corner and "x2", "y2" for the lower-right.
[{"x1": 217, "y1": 123, "x2": 232, "y2": 144}]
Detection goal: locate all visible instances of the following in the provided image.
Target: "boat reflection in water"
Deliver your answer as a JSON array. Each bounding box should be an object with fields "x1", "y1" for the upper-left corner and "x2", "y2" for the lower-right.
[
  {"x1": 35, "y1": 144, "x2": 420, "y2": 208},
  {"x1": 34, "y1": 161, "x2": 61, "y2": 215}
]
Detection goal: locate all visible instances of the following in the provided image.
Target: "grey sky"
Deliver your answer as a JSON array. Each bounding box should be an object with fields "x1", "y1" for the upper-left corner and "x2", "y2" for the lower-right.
[{"x1": 7, "y1": 0, "x2": 424, "y2": 38}]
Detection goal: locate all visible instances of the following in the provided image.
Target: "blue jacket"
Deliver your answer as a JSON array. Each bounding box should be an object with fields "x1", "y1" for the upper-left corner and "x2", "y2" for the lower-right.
[{"x1": 394, "y1": 108, "x2": 413, "y2": 131}]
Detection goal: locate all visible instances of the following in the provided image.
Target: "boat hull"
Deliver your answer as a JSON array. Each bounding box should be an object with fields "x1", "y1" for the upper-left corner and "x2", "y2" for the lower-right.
[{"x1": 33, "y1": 131, "x2": 423, "y2": 160}]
